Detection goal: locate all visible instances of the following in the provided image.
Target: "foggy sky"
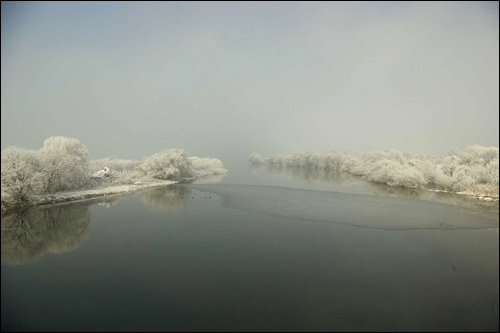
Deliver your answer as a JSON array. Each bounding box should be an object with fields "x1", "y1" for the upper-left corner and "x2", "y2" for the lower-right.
[{"x1": 2, "y1": 2, "x2": 499, "y2": 161}]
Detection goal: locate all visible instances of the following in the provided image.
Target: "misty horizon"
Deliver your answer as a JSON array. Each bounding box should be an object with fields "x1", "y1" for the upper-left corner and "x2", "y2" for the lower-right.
[{"x1": 1, "y1": 2, "x2": 498, "y2": 161}]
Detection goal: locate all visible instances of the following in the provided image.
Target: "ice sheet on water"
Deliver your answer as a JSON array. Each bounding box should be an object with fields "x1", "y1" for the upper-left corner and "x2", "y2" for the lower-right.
[{"x1": 177, "y1": 184, "x2": 499, "y2": 230}]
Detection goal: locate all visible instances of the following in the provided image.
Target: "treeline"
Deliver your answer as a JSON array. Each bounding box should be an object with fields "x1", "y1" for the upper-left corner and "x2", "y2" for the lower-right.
[
  {"x1": 1, "y1": 136, "x2": 228, "y2": 204},
  {"x1": 249, "y1": 145, "x2": 499, "y2": 196}
]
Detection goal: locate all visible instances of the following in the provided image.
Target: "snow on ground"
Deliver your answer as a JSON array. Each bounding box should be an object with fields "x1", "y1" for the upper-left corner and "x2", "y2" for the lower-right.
[
  {"x1": 6, "y1": 180, "x2": 177, "y2": 210},
  {"x1": 428, "y1": 188, "x2": 499, "y2": 201}
]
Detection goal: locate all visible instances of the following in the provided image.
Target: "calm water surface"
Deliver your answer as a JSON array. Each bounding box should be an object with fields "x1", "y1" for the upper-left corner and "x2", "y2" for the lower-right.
[{"x1": 1, "y1": 161, "x2": 499, "y2": 331}]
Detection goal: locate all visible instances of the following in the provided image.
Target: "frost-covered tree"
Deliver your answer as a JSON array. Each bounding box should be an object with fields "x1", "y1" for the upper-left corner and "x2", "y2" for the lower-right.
[
  {"x1": 89, "y1": 157, "x2": 141, "y2": 174},
  {"x1": 320, "y1": 152, "x2": 358, "y2": 172},
  {"x1": 360, "y1": 159, "x2": 427, "y2": 188},
  {"x1": 340, "y1": 149, "x2": 428, "y2": 188},
  {"x1": 291, "y1": 152, "x2": 315, "y2": 168},
  {"x1": 40, "y1": 136, "x2": 90, "y2": 193},
  {"x1": 267, "y1": 154, "x2": 286, "y2": 166},
  {"x1": 481, "y1": 147, "x2": 499, "y2": 166},
  {"x1": 411, "y1": 158, "x2": 438, "y2": 183},
  {"x1": 188, "y1": 157, "x2": 228, "y2": 177},
  {"x1": 484, "y1": 160, "x2": 499, "y2": 185},
  {"x1": 386, "y1": 150, "x2": 407, "y2": 164},
  {"x1": 137, "y1": 148, "x2": 192, "y2": 180},
  {"x1": 1, "y1": 146, "x2": 45, "y2": 202},
  {"x1": 432, "y1": 146, "x2": 499, "y2": 192},
  {"x1": 249, "y1": 153, "x2": 265, "y2": 165},
  {"x1": 360, "y1": 150, "x2": 388, "y2": 164},
  {"x1": 459, "y1": 145, "x2": 483, "y2": 166},
  {"x1": 458, "y1": 145, "x2": 499, "y2": 166},
  {"x1": 440, "y1": 155, "x2": 460, "y2": 177},
  {"x1": 247, "y1": 145, "x2": 498, "y2": 195}
]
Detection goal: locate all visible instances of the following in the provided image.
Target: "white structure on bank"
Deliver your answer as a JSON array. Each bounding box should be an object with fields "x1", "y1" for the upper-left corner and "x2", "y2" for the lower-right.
[{"x1": 92, "y1": 167, "x2": 111, "y2": 179}]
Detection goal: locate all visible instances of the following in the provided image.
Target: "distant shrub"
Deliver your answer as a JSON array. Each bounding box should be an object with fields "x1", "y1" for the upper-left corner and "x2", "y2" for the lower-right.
[
  {"x1": 188, "y1": 157, "x2": 228, "y2": 177},
  {"x1": 89, "y1": 157, "x2": 141, "y2": 174},
  {"x1": 356, "y1": 158, "x2": 427, "y2": 189},
  {"x1": 286, "y1": 152, "x2": 315, "y2": 168},
  {"x1": 249, "y1": 153, "x2": 265, "y2": 165},
  {"x1": 267, "y1": 154, "x2": 287, "y2": 167},
  {"x1": 319, "y1": 152, "x2": 358, "y2": 172},
  {"x1": 253, "y1": 145, "x2": 498, "y2": 193},
  {"x1": 432, "y1": 146, "x2": 499, "y2": 192},
  {"x1": 137, "y1": 149, "x2": 192, "y2": 180},
  {"x1": 411, "y1": 159, "x2": 438, "y2": 184}
]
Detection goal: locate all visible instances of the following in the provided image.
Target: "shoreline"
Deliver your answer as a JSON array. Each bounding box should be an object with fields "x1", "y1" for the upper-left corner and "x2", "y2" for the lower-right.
[
  {"x1": 427, "y1": 188, "x2": 499, "y2": 202},
  {"x1": 2, "y1": 181, "x2": 497, "y2": 214},
  {"x1": 1, "y1": 180, "x2": 177, "y2": 213}
]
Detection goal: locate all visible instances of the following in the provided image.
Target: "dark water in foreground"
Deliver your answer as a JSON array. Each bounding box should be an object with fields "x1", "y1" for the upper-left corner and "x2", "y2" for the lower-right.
[{"x1": 1, "y1": 165, "x2": 499, "y2": 332}]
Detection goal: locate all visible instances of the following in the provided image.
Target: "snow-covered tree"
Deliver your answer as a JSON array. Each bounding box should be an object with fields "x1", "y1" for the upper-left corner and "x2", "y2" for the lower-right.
[
  {"x1": 267, "y1": 154, "x2": 286, "y2": 166},
  {"x1": 476, "y1": 146, "x2": 499, "y2": 166},
  {"x1": 440, "y1": 155, "x2": 460, "y2": 177},
  {"x1": 137, "y1": 148, "x2": 192, "y2": 180},
  {"x1": 248, "y1": 153, "x2": 265, "y2": 165},
  {"x1": 188, "y1": 157, "x2": 228, "y2": 177},
  {"x1": 1, "y1": 146, "x2": 45, "y2": 202},
  {"x1": 484, "y1": 160, "x2": 499, "y2": 185},
  {"x1": 412, "y1": 158, "x2": 438, "y2": 183},
  {"x1": 40, "y1": 136, "x2": 90, "y2": 193},
  {"x1": 89, "y1": 157, "x2": 141, "y2": 174},
  {"x1": 251, "y1": 145, "x2": 498, "y2": 195},
  {"x1": 319, "y1": 152, "x2": 358, "y2": 172},
  {"x1": 360, "y1": 159, "x2": 427, "y2": 188}
]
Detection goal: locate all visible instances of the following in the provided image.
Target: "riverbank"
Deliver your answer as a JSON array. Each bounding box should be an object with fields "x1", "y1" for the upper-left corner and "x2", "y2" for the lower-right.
[
  {"x1": 2, "y1": 178, "x2": 497, "y2": 214},
  {"x1": 428, "y1": 187, "x2": 499, "y2": 202},
  {"x1": 1, "y1": 180, "x2": 177, "y2": 213}
]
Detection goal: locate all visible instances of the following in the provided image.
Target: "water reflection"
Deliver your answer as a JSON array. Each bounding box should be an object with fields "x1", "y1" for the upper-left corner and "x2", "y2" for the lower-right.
[
  {"x1": 365, "y1": 182, "x2": 426, "y2": 200},
  {"x1": 431, "y1": 191, "x2": 500, "y2": 213},
  {"x1": 250, "y1": 164, "x2": 499, "y2": 212},
  {"x1": 179, "y1": 184, "x2": 499, "y2": 231},
  {"x1": 0, "y1": 186, "x2": 206, "y2": 267},
  {"x1": 96, "y1": 194, "x2": 129, "y2": 208},
  {"x1": 1, "y1": 203, "x2": 91, "y2": 266},
  {"x1": 140, "y1": 186, "x2": 191, "y2": 212},
  {"x1": 264, "y1": 164, "x2": 360, "y2": 187},
  {"x1": 184, "y1": 173, "x2": 227, "y2": 184},
  {"x1": 0, "y1": 192, "x2": 137, "y2": 266}
]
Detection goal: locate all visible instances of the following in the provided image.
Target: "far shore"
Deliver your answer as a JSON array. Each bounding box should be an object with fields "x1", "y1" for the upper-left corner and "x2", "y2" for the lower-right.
[{"x1": 427, "y1": 188, "x2": 499, "y2": 201}]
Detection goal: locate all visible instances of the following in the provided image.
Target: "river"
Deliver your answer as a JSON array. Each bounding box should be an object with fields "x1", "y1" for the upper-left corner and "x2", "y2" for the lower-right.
[{"x1": 1, "y1": 160, "x2": 498, "y2": 331}]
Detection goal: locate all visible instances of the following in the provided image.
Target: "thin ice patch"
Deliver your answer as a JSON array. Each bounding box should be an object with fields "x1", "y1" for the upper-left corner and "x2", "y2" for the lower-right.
[{"x1": 177, "y1": 184, "x2": 499, "y2": 230}]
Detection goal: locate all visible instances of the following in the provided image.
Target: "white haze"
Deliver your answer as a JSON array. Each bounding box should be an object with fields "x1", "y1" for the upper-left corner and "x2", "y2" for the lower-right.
[{"x1": 1, "y1": 2, "x2": 498, "y2": 161}]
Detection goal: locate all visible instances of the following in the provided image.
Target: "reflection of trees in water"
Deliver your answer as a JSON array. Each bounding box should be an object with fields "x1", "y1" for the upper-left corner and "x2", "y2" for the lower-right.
[
  {"x1": 364, "y1": 182, "x2": 426, "y2": 200},
  {"x1": 1, "y1": 202, "x2": 91, "y2": 266},
  {"x1": 252, "y1": 164, "x2": 499, "y2": 212},
  {"x1": 249, "y1": 163, "x2": 263, "y2": 173},
  {"x1": 367, "y1": 181, "x2": 498, "y2": 213},
  {"x1": 140, "y1": 186, "x2": 190, "y2": 212},
  {"x1": 96, "y1": 193, "x2": 131, "y2": 208},
  {"x1": 432, "y1": 192, "x2": 499, "y2": 214},
  {"x1": 264, "y1": 165, "x2": 361, "y2": 187},
  {"x1": 184, "y1": 173, "x2": 227, "y2": 184}
]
